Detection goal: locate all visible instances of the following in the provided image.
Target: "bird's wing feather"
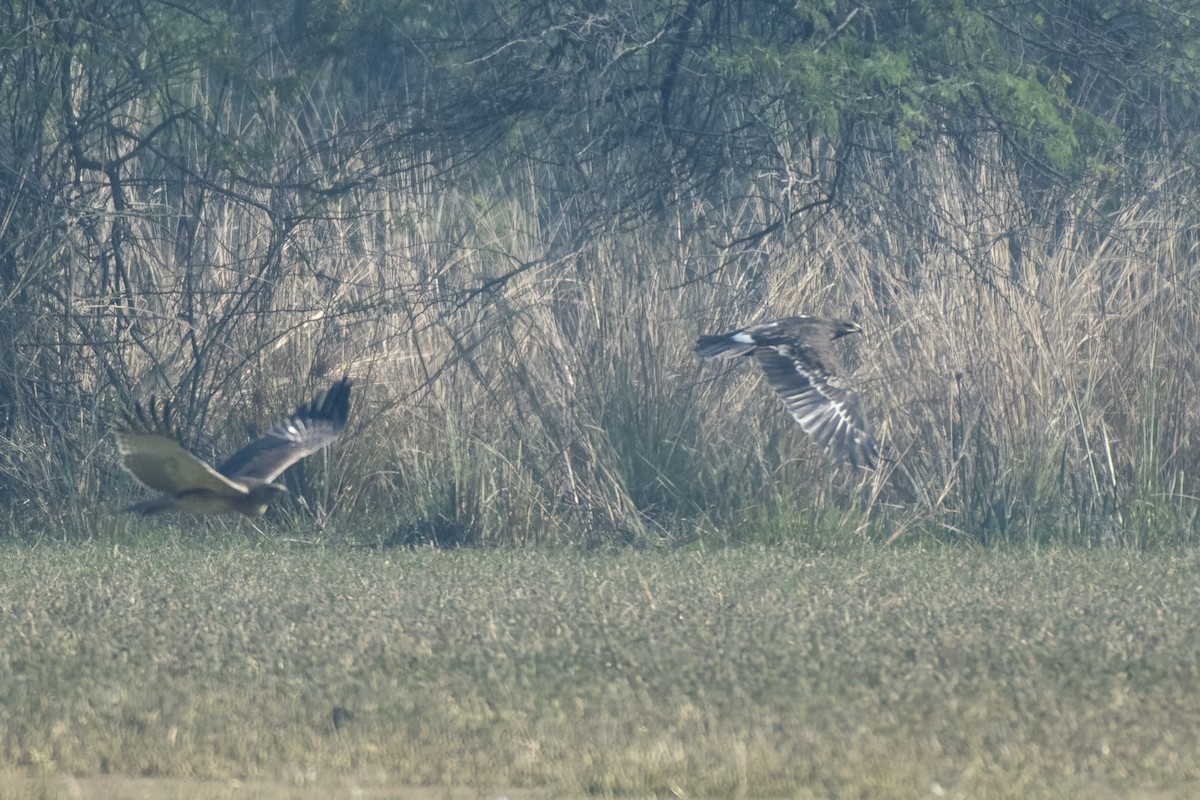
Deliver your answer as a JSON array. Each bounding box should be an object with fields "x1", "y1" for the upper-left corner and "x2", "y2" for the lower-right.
[
  {"x1": 754, "y1": 345, "x2": 877, "y2": 468},
  {"x1": 217, "y1": 376, "x2": 351, "y2": 483},
  {"x1": 115, "y1": 429, "x2": 249, "y2": 496}
]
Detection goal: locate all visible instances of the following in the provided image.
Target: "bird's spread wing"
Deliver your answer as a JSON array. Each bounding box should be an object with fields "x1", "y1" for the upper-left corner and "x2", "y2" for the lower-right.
[
  {"x1": 115, "y1": 425, "x2": 248, "y2": 497},
  {"x1": 754, "y1": 345, "x2": 878, "y2": 468},
  {"x1": 217, "y1": 376, "x2": 352, "y2": 483}
]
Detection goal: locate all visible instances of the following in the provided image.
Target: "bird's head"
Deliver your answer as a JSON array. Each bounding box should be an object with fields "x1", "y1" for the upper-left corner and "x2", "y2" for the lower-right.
[{"x1": 832, "y1": 320, "x2": 863, "y2": 339}]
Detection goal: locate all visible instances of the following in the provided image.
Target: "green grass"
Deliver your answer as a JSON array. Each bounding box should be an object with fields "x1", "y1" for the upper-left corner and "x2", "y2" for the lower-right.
[{"x1": 1, "y1": 538, "x2": 1199, "y2": 798}]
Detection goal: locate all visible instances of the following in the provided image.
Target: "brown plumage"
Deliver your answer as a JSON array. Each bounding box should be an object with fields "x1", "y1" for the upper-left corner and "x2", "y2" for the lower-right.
[
  {"x1": 696, "y1": 316, "x2": 877, "y2": 468},
  {"x1": 115, "y1": 376, "x2": 352, "y2": 516}
]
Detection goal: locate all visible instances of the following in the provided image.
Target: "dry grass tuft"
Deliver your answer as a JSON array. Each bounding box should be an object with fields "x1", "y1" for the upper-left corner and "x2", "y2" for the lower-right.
[{"x1": 4, "y1": 95, "x2": 1199, "y2": 545}]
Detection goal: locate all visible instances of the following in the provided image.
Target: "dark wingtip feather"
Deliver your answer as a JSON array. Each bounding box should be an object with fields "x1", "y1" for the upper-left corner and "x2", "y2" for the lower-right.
[
  {"x1": 121, "y1": 395, "x2": 177, "y2": 438},
  {"x1": 294, "y1": 374, "x2": 352, "y2": 424}
]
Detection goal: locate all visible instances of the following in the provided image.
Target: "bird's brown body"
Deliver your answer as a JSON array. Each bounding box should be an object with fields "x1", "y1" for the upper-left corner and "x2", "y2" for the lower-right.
[{"x1": 122, "y1": 482, "x2": 287, "y2": 517}]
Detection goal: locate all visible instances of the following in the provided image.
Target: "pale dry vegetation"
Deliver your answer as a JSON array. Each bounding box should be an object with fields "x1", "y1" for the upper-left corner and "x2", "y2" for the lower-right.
[
  {"x1": 4, "y1": 5, "x2": 1200, "y2": 796},
  {"x1": 25, "y1": 144, "x2": 1197, "y2": 548},
  {"x1": 2, "y1": 1, "x2": 1199, "y2": 546}
]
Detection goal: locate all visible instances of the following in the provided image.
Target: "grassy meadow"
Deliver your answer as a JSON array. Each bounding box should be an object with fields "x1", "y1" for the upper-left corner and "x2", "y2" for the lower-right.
[
  {"x1": 2, "y1": 537, "x2": 1199, "y2": 799},
  {"x1": 6, "y1": 4, "x2": 1200, "y2": 797}
]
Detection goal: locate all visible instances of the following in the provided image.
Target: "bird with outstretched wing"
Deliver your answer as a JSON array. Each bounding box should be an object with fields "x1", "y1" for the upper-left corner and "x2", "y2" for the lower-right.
[
  {"x1": 696, "y1": 316, "x2": 877, "y2": 468},
  {"x1": 115, "y1": 375, "x2": 352, "y2": 516}
]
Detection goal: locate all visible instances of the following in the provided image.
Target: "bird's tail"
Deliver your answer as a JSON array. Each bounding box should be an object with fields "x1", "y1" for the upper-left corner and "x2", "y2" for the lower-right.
[
  {"x1": 695, "y1": 331, "x2": 756, "y2": 359},
  {"x1": 121, "y1": 497, "x2": 174, "y2": 515}
]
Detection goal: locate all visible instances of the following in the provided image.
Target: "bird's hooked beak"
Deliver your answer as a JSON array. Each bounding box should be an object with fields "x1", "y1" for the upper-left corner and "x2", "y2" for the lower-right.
[{"x1": 837, "y1": 321, "x2": 864, "y2": 338}]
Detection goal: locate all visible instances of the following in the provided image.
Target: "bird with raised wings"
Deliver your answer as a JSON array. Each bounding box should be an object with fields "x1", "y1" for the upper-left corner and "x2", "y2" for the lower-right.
[
  {"x1": 696, "y1": 316, "x2": 877, "y2": 468},
  {"x1": 115, "y1": 376, "x2": 352, "y2": 516}
]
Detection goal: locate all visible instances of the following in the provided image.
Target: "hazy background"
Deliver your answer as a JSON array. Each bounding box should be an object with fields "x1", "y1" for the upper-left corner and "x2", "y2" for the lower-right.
[{"x1": 2, "y1": 0, "x2": 1198, "y2": 545}]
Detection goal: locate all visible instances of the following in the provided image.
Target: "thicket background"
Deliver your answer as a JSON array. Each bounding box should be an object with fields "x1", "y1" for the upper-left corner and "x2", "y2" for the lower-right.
[{"x1": 2, "y1": 0, "x2": 1199, "y2": 546}]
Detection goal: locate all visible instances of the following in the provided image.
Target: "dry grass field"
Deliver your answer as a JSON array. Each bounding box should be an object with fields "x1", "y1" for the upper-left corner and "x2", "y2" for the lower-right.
[
  {"x1": 1, "y1": 537, "x2": 1199, "y2": 799},
  {"x1": 5, "y1": 7, "x2": 1200, "y2": 796}
]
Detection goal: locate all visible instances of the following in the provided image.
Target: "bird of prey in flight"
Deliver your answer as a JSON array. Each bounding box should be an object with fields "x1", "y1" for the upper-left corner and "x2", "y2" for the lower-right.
[
  {"x1": 696, "y1": 316, "x2": 877, "y2": 468},
  {"x1": 115, "y1": 376, "x2": 352, "y2": 516}
]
